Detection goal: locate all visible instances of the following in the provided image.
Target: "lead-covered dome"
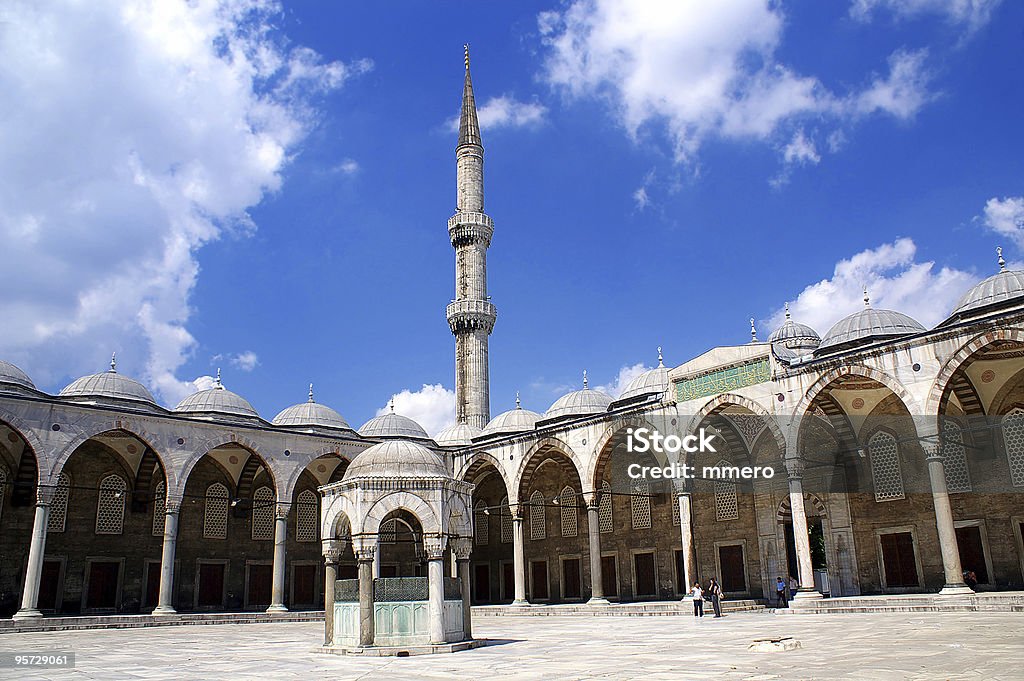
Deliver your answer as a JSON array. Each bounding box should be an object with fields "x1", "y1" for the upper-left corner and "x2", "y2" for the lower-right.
[
  {"x1": 544, "y1": 372, "x2": 613, "y2": 420},
  {"x1": 175, "y1": 370, "x2": 260, "y2": 419},
  {"x1": 359, "y1": 404, "x2": 430, "y2": 441},
  {"x1": 345, "y1": 440, "x2": 448, "y2": 479},
  {"x1": 945, "y1": 250, "x2": 1024, "y2": 323},
  {"x1": 618, "y1": 349, "x2": 670, "y2": 401},
  {"x1": 272, "y1": 385, "x2": 350, "y2": 430},
  {"x1": 0, "y1": 359, "x2": 35, "y2": 392},
  {"x1": 434, "y1": 421, "x2": 482, "y2": 447},
  {"x1": 60, "y1": 355, "x2": 156, "y2": 405},
  {"x1": 768, "y1": 304, "x2": 821, "y2": 351},
  {"x1": 481, "y1": 395, "x2": 542, "y2": 436},
  {"x1": 818, "y1": 293, "x2": 925, "y2": 352}
]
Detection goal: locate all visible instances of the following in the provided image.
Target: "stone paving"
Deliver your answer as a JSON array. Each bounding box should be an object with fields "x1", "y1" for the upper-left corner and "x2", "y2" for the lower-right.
[{"x1": 1, "y1": 610, "x2": 1022, "y2": 680}]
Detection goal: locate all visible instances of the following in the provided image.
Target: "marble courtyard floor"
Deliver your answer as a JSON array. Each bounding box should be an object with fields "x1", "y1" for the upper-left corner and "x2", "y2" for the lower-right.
[{"x1": 2, "y1": 610, "x2": 1022, "y2": 680}]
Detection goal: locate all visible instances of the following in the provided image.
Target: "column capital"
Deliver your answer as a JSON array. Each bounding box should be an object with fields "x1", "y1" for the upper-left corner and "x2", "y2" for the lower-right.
[
  {"x1": 322, "y1": 539, "x2": 345, "y2": 562},
  {"x1": 423, "y1": 535, "x2": 447, "y2": 561},
  {"x1": 275, "y1": 502, "x2": 292, "y2": 519},
  {"x1": 451, "y1": 536, "x2": 473, "y2": 560},
  {"x1": 165, "y1": 496, "x2": 183, "y2": 514},
  {"x1": 35, "y1": 485, "x2": 56, "y2": 506},
  {"x1": 356, "y1": 546, "x2": 375, "y2": 562},
  {"x1": 923, "y1": 442, "x2": 944, "y2": 463}
]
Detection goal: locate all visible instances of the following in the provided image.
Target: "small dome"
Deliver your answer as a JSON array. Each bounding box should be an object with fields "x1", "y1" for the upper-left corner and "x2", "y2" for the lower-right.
[
  {"x1": 273, "y1": 385, "x2": 350, "y2": 430},
  {"x1": 545, "y1": 372, "x2": 613, "y2": 420},
  {"x1": 768, "y1": 304, "x2": 821, "y2": 351},
  {"x1": 434, "y1": 421, "x2": 482, "y2": 447},
  {"x1": 0, "y1": 359, "x2": 35, "y2": 391},
  {"x1": 818, "y1": 293, "x2": 925, "y2": 352},
  {"x1": 359, "y1": 405, "x2": 430, "y2": 441},
  {"x1": 175, "y1": 370, "x2": 260, "y2": 419},
  {"x1": 947, "y1": 252, "x2": 1024, "y2": 321},
  {"x1": 482, "y1": 395, "x2": 542, "y2": 436},
  {"x1": 60, "y1": 355, "x2": 156, "y2": 405},
  {"x1": 619, "y1": 349, "x2": 670, "y2": 401},
  {"x1": 345, "y1": 440, "x2": 448, "y2": 479}
]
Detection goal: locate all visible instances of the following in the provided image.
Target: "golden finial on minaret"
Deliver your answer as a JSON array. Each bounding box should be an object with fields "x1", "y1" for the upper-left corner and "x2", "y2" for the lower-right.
[{"x1": 464, "y1": 43, "x2": 470, "y2": 69}]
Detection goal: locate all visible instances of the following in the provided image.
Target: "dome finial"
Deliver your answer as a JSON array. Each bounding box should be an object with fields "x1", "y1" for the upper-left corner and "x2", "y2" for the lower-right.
[
  {"x1": 389, "y1": 397, "x2": 395, "y2": 413},
  {"x1": 863, "y1": 287, "x2": 871, "y2": 308},
  {"x1": 583, "y1": 369, "x2": 589, "y2": 390},
  {"x1": 657, "y1": 346, "x2": 664, "y2": 367},
  {"x1": 515, "y1": 391, "x2": 521, "y2": 409},
  {"x1": 998, "y1": 246, "x2": 1007, "y2": 272},
  {"x1": 784, "y1": 302, "x2": 791, "y2": 321},
  {"x1": 750, "y1": 317, "x2": 758, "y2": 342},
  {"x1": 464, "y1": 43, "x2": 470, "y2": 70},
  {"x1": 308, "y1": 383, "x2": 315, "y2": 403},
  {"x1": 109, "y1": 352, "x2": 117, "y2": 373},
  {"x1": 215, "y1": 368, "x2": 223, "y2": 389}
]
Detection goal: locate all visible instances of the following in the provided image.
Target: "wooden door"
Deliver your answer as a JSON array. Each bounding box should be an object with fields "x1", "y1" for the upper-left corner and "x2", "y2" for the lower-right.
[
  {"x1": 718, "y1": 545, "x2": 746, "y2": 593},
  {"x1": 634, "y1": 552, "x2": 656, "y2": 597},
  {"x1": 87, "y1": 561, "x2": 119, "y2": 609},
  {"x1": 38, "y1": 560, "x2": 62, "y2": 612},
  {"x1": 247, "y1": 564, "x2": 272, "y2": 607},
  {"x1": 502, "y1": 563, "x2": 514, "y2": 601},
  {"x1": 145, "y1": 561, "x2": 161, "y2": 609},
  {"x1": 601, "y1": 556, "x2": 618, "y2": 597},
  {"x1": 955, "y1": 526, "x2": 988, "y2": 584},
  {"x1": 531, "y1": 561, "x2": 549, "y2": 600},
  {"x1": 880, "y1": 532, "x2": 919, "y2": 588},
  {"x1": 198, "y1": 563, "x2": 225, "y2": 607},
  {"x1": 473, "y1": 564, "x2": 490, "y2": 603},
  {"x1": 293, "y1": 564, "x2": 317, "y2": 607},
  {"x1": 562, "y1": 559, "x2": 581, "y2": 599}
]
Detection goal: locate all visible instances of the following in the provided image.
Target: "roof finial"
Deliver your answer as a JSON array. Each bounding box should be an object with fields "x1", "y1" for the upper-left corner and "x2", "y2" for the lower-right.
[
  {"x1": 583, "y1": 369, "x2": 589, "y2": 390},
  {"x1": 998, "y1": 246, "x2": 1007, "y2": 272},
  {"x1": 214, "y1": 368, "x2": 223, "y2": 388},
  {"x1": 109, "y1": 352, "x2": 117, "y2": 373},
  {"x1": 515, "y1": 391, "x2": 521, "y2": 409},
  {"x1": 308, "y1": 383, "x2": 315, "y2": 403},
  {"x1": 784, "y1": 302, "x2": 791, "y2": 321},
  {"x1": 750, "y1": 317, "x2": 758, "y2": 342},
  {"x1": 657, "y1": 346, "x2": 664, "y2": 368},
  {"x1": 389, "y1": 397, "x2": 395, "y2": 413},
  {"x1": 863, "y1": 287, "x2": 871, "y2": 308},
  {"x1": 464, "y1": 43, "x2": 470, "y2": 70}
]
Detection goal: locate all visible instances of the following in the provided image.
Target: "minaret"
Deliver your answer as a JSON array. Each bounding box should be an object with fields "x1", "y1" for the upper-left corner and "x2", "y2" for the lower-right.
[{"x1": 446, "y1": 45, "x2": 496, "y2": 430}]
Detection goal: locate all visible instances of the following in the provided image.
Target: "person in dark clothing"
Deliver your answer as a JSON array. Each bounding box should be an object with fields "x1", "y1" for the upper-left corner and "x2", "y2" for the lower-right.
[
  {"x1": 707, "y1": 577, "x2": 723, "y2": 617},
  {"x1": 690, "y1": 583, "x2": 704, "y2": 617},
  {"x1": 963, "y1": 570, "x2": 978, "y2": 589}
]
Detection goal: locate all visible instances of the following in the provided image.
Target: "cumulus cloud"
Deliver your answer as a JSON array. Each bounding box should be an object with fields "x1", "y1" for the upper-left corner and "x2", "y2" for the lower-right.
[
  {"x1": 766, "y1": 238, "x2": 978, "y2": 334},
  {"x1": 447, "y1": 95, "x2": 547, "y2": 133},
  {"x1": 980, "y1": 196, "x2": 1024, "y2": 248},
  {"x1": 538, "y1": 0, "x2": 934, "y2": 166},
  {"x1": 850, "y1": 0, "x2": 1002, "y2": 32},
  {"x1": 334, "y1": 158, "x2": 360, "y2": 175},
  {"x1": 232, "y1": 351, "x2": 260, "y2": 372},
  {"x1": 379, "y1": 384, "x2": 456, "y2": 437},
  {"x1": 594, "y1": 363, "x2": 649, "y2": 398},
  {"x1": 0, "y1": 0, "x2": 369, "y2": 404}
]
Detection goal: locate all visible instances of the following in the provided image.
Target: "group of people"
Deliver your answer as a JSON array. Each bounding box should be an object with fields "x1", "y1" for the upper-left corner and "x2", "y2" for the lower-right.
[
  {"x1": 689, "y1": 578, "x2": 724, "y2": 617},
  {"x1": 774, "y1": 575, "x2": 799, "y2": 607}
]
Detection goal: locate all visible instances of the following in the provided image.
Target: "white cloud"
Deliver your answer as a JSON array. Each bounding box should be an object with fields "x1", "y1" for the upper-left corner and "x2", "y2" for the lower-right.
[
  {"x1": 334, "y1": 158, "x2": 360, "y2": 175},
  {"x1": 981, "y1": 196, "x2": 1024, "y2": 248},
  {"x1": 538, "y1": 0, "x2": 933, "y2": 165},
  {"x1": 447, "y1": 95, "x2": 547, "y2": 133},
  {"x1": 378, "y1": 384, "x2": 456, "y2": 437},
  {"x1": 632, "y1": 186, "x2": 650, "y2": 210},
  {"x1": 783, "y1": 130, "x2": 821, "y2": 166},
  {"x1": 851, "y1": 0, "x2": 1002, "y2": 32},
  {"x1": 766, "y1": 238, "x2": 978, "y2": 334},
  {"x1": 231, "y1": 351, "x2": 259, "y2": 372},
  {"x1": 0, "y1": 0, "x2": 369, "y2": 404},
  {"x1": 594, "y1": 363, "x2": 649, "y2": 398}
]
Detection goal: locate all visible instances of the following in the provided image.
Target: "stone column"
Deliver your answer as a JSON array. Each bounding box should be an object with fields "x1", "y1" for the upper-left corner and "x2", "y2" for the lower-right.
[
  {"x1": 511, "y1": 506, "x2": 528, "y2": 605},
  {"x1": 322, "y1": 543, "x2": 342, "y2": 646},
  {"x1": 453, "y1": 537, "x2": 473, "y2": 641},
  {"x1": 13, "y1": 486, "x2": 53, "y2": 620},
  {"x1": 676, "y1": 490, "x2": 696, "y2": 598},
  {"x1": 267, "y1": 502, "x2": 290, "y2": 613},
  {"x1": 786, "y1": 459, "x2": 822, "y2": 603},
  {"x1": 153, "y1": 497, "x2": 181, "y2": 615},
  {"x1": 923, "y1": 439, "x2": 972, "y2": 595},
  {"x1": 357, "y1": 547, "x2": 375, "y2": 647},
  {"x1": 586, "y1": 492, "x2": 609, "y2": 605},
  {"x1": 426, "y1": 539, "x2": 447, "y2": 644}
]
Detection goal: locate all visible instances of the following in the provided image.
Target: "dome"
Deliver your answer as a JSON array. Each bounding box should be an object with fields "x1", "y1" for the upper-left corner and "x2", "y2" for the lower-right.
[
  {"x1": 818, "y1": 294, "x2": 926, "y2": 352},
  {"x1": 59, "y1": 355, "x2": 156, "y2": 405},
  {"x1": 481, "y1": 395, "x2": 542, "y2": 436},
  {"x1": 345, "y1": 440, "x2": 448, "y2": 479},
  {"x1": 768, "y1": 304, "x2": 821, "y2": 351},
  {"x1": 947, "y1": 252, "x2": 1024, "y2": 321},
  {"x1": 358, "y1": 406, "x2": 430, "y2": 441},
  {"x1": 272, "y1": 385, "x2": 350, "y2": 430},
  {"x1": 434, "y1": 421, "x2": 482, "y2": 447},
  {"x1": 175, "y1": 371, "x2": 260, "y2": 419},
  {"x1": 618, "y1": 350, "x2": 670, "y2": 401},
  {"x1": 544, "y1": 372, "x2": 613, "y2": 420},
  {"x1": 0, "y1": 359, "x2": 35, "y2": 391}
]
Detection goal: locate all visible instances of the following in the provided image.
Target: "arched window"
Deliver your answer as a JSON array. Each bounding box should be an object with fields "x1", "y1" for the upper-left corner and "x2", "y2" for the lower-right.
[
  {"x1": 473, "y1": 500, "x2": 489, "y2": 546},
  {"x1": 630, "y1": 478, "x2": 651, "y2": 530},
  {"x1": 599, "y1": 480, "x2": 613, "y2": 533},
  {"x1": 559, "y1": 486, "x2": 578, "y2": 537},
  {"x1": 499, "y1": 496, "x2": 512, "y2": 543},
  {"x1": 529, "y1": 490, "x2": 546, "y2": 540},
  {"x1": 869, "y1": 430, "x2": 905, "y2": 501},
  {"x1": 95, "y1": 474, "x2": 127, "y2": 535},
  {"x1": 48, "y1": 473, "x2": 71, "y2": 533},
  {"x1": 296, "y1": 489, "x2": 318, "y2": 542},
  {"x1": 152, "y1": 480, "x2": 166, "y2": 537},
  {"x1": 1003, "y1": 408, "x2": 1024, "y2": 487},
  {"x1": 713, "y1": 460, "x2": 739, "y2": 521},
  {"x1": 204, "y1": 483, "x2": 229, "y2": 539},
  {"x1": 671, "y1": 489, "x2": 681, "y2": 526},
  {"x1": 380, "y1": 518, "x2": 397, "y2": 543},
  {"x1": 942, "y1": 421, "x2": 972, "y2": 493},
  {"x1": 252, "y1": 486, "x2": 275, "y2": 540}
]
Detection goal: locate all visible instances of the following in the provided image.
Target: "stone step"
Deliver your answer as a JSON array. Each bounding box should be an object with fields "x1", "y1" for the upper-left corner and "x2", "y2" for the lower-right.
[
  {"x1": 0, "y1": 610, "x2": 325, "y2": 634},
  {"x1": 472, "y1": 599, "x2": 765, "y2": 617},
  {"x1": 771, "y1": 592, "x2": 1024, "y2": 614}
]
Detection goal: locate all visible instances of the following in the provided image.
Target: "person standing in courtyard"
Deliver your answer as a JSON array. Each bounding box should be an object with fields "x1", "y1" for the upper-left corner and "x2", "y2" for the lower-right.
[
  {"x1": 690, "y1": 582, "x2": 704, "y2": 617},
  {"x1": 707, "y1": 577, "x2": 723, "y2": 617},
  {"x1": 775, "y1": 576, "x2": 788, "y2": 608},
  {"x1": 789, "y1": 574, "x2": 798, "y2": 600}
]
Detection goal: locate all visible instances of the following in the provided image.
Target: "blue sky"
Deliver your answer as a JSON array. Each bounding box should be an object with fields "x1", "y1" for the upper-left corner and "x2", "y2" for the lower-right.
[{"x1": 0, "y1": 0, "x2": 1021, "y2": 434}]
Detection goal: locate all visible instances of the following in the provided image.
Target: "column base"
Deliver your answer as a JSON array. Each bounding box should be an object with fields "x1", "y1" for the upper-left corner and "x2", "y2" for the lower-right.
[
  {"x1": 511, "y1": 599, "x2": 530, "y2": 607},
  {"x1": 790, "y1": 589, "x2": 823, "y2": 606},
  {"x1": 586, "y1": 596, "x2": 610, "y2": 606},
  {"x1": 12, "y1": 608, "x2": 43, "y2": 620},
  {"x1": 266, "y1": 604, "x2": 289, "y2": 613},
  {"x1": 938, "y1": 584, "x2": 975, "y2": 596},
  {"x1": 152, "y1": 605, "x2": 178, "y2": 616}
]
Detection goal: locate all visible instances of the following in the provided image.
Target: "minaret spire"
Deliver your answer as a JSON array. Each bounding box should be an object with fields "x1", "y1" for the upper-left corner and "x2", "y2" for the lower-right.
[{"x1": 447, "y1": 46, "x2": 496, "y2": 429}]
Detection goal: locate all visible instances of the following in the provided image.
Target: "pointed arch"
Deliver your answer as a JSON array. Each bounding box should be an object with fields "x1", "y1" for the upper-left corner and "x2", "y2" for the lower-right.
[{"x1": 925, "y1": 327, "x2": 1024, "y2": 416}]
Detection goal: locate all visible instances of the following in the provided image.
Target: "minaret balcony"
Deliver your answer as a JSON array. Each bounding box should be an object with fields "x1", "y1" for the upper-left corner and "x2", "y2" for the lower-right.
[
  {"x1": 448, "y1": 212, "x2": 494, "y2": 247},
  {"x1": 446, "y1": 299, "x2": 497, "y2": 333}
]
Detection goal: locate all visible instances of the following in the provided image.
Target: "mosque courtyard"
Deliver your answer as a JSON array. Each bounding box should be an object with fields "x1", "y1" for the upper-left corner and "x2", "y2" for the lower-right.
[{"x1": 2, "y1": 610, "x2": 1021, "y2": 680}]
